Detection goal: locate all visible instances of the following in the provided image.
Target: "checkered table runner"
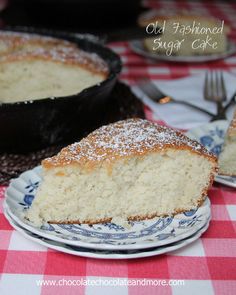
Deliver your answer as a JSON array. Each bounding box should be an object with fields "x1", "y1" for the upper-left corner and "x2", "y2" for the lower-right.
[{"x1": 1, "y1": 1, "x2": 236, "y2": 294}]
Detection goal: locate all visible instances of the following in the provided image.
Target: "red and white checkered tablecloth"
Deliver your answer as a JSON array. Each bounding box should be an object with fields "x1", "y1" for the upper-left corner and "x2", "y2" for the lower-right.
[{"x1": 1, "y1": 1, "x2": 236, "y2": 294}]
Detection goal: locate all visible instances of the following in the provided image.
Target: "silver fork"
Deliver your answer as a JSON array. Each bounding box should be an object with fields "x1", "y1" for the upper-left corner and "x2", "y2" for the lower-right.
[
  {"x1": 204, "y1": 71, "x2": 227, "y2": 121},
  {"x1": 137, "y1": 78, "x2": 215, "y2": 117}
]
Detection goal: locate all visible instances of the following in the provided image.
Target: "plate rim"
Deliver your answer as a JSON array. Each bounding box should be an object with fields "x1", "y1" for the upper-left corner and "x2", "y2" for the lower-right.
[
  {"x1": 4, "y1": 166, "x2": 211, "y2": 251},
  {"x1": 4, "y1": 208, "x2": 210, "y2": 259},
  {"x1": 130, "y1": 39, "x2": 236, "y2": 63}
]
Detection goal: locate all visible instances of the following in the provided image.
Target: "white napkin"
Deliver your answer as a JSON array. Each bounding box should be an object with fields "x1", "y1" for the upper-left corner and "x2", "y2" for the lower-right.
[{"x1": 132, "y1": 71, "x2": 236, "y2": 129}]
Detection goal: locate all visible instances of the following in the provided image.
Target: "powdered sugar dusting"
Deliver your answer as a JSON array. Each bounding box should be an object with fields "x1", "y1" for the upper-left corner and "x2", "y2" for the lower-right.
[
  {"x1": 44, "y1": 119, "x2": 215, "y2": 167},
  {"x1": 0, "y1": 31, "x2": 108, "y2": 75}
]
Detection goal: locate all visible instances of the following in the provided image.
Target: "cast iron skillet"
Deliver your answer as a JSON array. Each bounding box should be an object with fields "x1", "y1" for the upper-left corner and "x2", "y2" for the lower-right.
[{"x1": 0, "y1": 28, "x2": 122, "y2": 153}]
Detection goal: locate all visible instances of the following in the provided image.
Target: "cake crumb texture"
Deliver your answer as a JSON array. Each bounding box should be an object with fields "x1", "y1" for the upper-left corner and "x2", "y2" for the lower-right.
[{"x1": 26, "y1": 119, "x2": 218, "y2": 225}]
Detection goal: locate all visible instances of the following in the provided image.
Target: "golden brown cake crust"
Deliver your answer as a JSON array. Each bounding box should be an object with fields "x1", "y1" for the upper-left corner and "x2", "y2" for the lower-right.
[
  {"x1": 43, "y1": 119, "x2": 218, "y2": 170},
  {"x1": 0, "y1": 31, "x2": 108, "y2": 76},
  {"x1": 0, "y1": 31, "x2": 76, "y2": 52}
]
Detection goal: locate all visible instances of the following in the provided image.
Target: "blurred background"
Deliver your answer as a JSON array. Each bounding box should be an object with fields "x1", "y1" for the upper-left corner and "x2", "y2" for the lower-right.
[{"x1": 0, "y1": 0, "x2": 145, "y2": 34}]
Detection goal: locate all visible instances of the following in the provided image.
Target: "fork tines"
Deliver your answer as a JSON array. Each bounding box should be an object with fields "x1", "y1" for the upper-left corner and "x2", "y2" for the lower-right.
[{"x1": 204, "y1": 71, "x2": 227, "y2": 102}]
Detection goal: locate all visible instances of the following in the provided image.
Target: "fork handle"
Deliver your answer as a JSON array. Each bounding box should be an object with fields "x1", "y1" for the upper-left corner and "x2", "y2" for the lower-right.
[
  {"x1": 210, "y1": 101, "x2": 226, "y2": 122},
  {"x1": 176, "y1": 100, "x2": 215, "y2": 117},
  {"x1": 210, "y1": 93, "x2": 235, "y2": 121},
  {"x1": 217, "y1": 101, "x2": 226, "y2": 119}
]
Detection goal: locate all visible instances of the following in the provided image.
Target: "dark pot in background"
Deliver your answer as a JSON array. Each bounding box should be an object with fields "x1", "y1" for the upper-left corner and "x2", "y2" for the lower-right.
[{"x1": 0, "y1": 30, "x2": 122, "y2": 153}]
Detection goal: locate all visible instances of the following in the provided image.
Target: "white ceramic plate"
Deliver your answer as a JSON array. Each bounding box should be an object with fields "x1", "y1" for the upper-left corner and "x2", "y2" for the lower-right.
[
  {"x1": 4, "y1": 166, "x2": 211, "y2": 250},
  {"x1": 130, "y1": 40, "x2": 236, "y2": 63},
  {"x1": 4, "y1": 207, "x2": 210, "y2": 259},
  {"x1": 187, "y1": 120, "x2": 236, "y2": 188}
]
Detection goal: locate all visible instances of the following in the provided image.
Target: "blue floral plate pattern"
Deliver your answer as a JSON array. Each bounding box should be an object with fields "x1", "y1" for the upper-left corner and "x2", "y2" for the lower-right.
[
  {"x1": 4, "y1": 208, "x2": 210, "y2": 259},
  {"x1": 4, "y1": 166, "x2": 211, "y2": 251},
  {"x1": 186, "y1": 120, "x2": 236, "y2": 188}
]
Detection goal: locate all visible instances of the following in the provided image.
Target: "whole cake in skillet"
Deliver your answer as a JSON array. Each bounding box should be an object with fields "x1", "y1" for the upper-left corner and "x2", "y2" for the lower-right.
[
  {"x1": 0, "y1": 31, "x2": 108, "y2": 103},
  {"x1": 26, "y1": 119, "x2": 218, "y2": 225},
  {"x1": 219, "y1": 110, "x2": 236, "y2": 176}
]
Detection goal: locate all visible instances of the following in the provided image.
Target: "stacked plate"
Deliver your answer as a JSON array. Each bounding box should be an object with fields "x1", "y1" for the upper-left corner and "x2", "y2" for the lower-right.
[
  {"x1": 130, "y1": 40, "x2": 236, "y2": 63},
  {"x1": 3, "y1": 167, "x2": 211, "y2": 259}
]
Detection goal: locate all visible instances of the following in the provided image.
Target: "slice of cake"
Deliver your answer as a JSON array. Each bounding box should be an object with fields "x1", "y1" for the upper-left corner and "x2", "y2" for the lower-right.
[
  {"x1": 219, "y1": 110, "x2": 236, "y2": 176},
  {"x1": 0, "y1": 32, "x2": 108, "y2": 103},
  {"x1": 26, "y1": 119, "x2": 217, "y2": 225}
]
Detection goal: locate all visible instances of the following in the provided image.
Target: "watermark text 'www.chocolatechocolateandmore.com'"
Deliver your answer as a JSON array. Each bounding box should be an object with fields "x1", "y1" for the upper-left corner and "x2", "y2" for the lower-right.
[{"x1": 36, "y1": 278, "x2": 185, "y2": 287}]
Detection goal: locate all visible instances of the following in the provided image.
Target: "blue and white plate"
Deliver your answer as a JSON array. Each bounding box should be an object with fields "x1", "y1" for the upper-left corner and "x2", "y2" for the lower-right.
[
  {"x1": 186, "y1": 120, "x2": 236, "y2": 188},
  {"x1": 4, "y1": 207, "x2": 210, "y2": 259},
  {"x1": 4, "y1": 166, "x2": 211, "y2": 251}
]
